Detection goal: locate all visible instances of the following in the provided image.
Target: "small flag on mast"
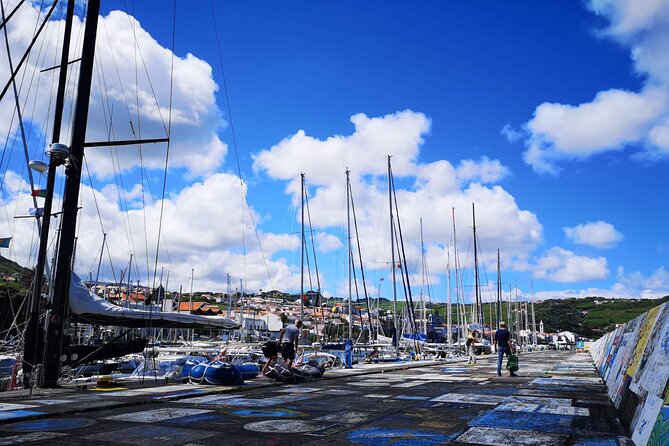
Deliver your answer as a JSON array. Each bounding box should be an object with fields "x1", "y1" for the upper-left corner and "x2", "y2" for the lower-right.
[
  {"x1": 31, "y1": 189, "x2": 47, "y2": 198},
  {"x1": 29, "y1": 208, "x2": 44, "y2": 217},
  {"x1": 0, "y1": 237, "x2": 11, "y2": 248}
]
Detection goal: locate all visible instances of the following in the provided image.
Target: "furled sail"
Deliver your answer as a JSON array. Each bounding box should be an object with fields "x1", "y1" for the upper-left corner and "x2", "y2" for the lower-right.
[{"x1": 68, "y1": 273, "x2": 240, "y2": 329}]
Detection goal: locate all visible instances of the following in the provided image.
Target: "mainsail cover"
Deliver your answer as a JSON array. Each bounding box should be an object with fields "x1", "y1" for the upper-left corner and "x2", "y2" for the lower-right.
[{"x1": 69, "y1": 274, "x2": 240, "y2": 329}]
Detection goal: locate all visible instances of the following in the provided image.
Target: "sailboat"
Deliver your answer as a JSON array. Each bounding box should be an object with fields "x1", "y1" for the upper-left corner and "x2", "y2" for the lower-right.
[{"x1": 1, "y1": 0, "x2": 240, "y2": 389}]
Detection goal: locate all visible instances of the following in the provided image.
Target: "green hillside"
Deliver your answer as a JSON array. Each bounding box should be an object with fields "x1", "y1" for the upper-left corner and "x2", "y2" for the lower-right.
[
  {"x1": 0, "y1": 255, "x2": 31, "y2": 279},
  {"x1": 361, "y1": 294, "x2": 669, "y2": 339},
  {"x1": 0, "y1": 256, "x2": 32, "y2": 340}
]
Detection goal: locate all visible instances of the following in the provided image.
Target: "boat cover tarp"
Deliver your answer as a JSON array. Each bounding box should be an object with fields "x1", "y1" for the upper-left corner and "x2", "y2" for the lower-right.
[
  {"x1": 67, "y1": 338, "x2": 148, "y2": 366},
  {"x1": 69, "y1": 273, "x2": 241, "y2": 329},
  {"x1": 264, "y1": 362, "x2": 324, "y2": 383}
]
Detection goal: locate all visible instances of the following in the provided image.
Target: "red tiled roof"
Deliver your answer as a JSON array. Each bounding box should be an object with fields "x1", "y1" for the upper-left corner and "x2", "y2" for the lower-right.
[{"x1": 178, "y1": 302, "x2": 205, "y2": 312}]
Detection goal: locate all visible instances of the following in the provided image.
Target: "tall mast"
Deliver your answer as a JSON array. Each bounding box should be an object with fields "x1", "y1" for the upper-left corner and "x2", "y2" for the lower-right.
[
  {"x1": 514, "y1": 280, "x2": 520, "y2": 344},
  {"x1": 452, "y1": 207, "x2": 464, "y2": 348},
  {"x1": 419, "y1": 218, "x2": 427, "y2": 336},
  {"x1": 164, "y1": 270, "x2": 170, "y2": 310},
  {"x1": 300, "y1": 173, "x2": 305, "y2": 324},
  {"x1": 524, "y1": 299, "x2": 529, "y2": 344},
  {"x1": 43, "y1": 0, "x2": 101, "y2": 387},
  {"x1": 226, "y1": 273, "x2": 231, "y2": 318},
  {"x1": 497, "y1": 250, "x2": 502, "y2": 329},
  {"x1": 388, "y1": 156, "x2": 398, "y2": 350},
  {"x1": 346, "y1": 169, "x2": 352, "y2": 340},
  {"x1": 531, "y1": 282, "x2": 537, "y2": 346},
  {"x1": 239, "y1": 278, "x2": 243, "y2": 341},
  {"x1": 23, "y1": 0, "x2": 76, "y2": 389},
  {"x1": 446, "y1": 246, "x2": 452, "y2": 347},
  {"x1": 507, "y1": 283, "x2": 512, "y2": 331},
  {"x1": 472, "y1": 203, "x2": 483, "y2": 335},
  {"x1": 189, "y1": 268, "x2": 194, "y2": 343}
]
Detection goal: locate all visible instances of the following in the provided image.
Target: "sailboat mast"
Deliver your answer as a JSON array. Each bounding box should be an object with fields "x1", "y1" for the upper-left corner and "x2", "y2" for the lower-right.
[
  {"x1": 300, "y1": 173, "x2": 305, "y2": 323},
  {"x1": 514, "y1": 281, "x2": 520, "y2": 344},
  {"x1": 531, "y1": 282, "x2": 537, "y2": 346},
  {"x1": 164, "y1": 270, "x2": 170, "y2": 310},
  {"x1": 524, "y1": 299, "x2": 529, "y2": 345},
  {"x1": 43, "y1": 0, "x2": 101, "y2": 387},
  {"x1": 507, "y1": 283, "x2": 512, "y2": 332},
  {"x1": 419, "y1": 218, "x2": 427, "y2": 336},
  {"x1": 497, "y1": 250, "x2": 502, "y2": 329},
  {"x1": 23, "y1": 0, "x2": 76, "y2": 388},
  {"x1": 472, "y1": 203, "x2": 483, "y2": 334},
  {"x1": 189, "y1": 269, "x2": 195, "y2": 343},
  {"x1": 93, "y1": 234, "x2": 106, "y2": 291},
  {"x1": 346, "y1": 169, "x2": 352, "y2": 340},
  {"x1": 388, "y1": 156, "x2": 398, "y2": 350},
  {"x1": 446, "y1": 247, "x2": 452, "y2": 347},
  {"x1": 127, "y1": 254, "x2": 134, "y2": 308},
  {"x1": 452, "y1": 207, "x2": 464, "y2": 348},
  {"x1": 226, "y1": 273, "x2": 231, "y2": 318}
]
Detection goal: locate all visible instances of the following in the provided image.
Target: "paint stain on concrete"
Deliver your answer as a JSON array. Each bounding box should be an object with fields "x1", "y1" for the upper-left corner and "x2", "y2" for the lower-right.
[
  {"x1": 470, "y1": 409, "x2": 574, "y2": 433},
  {"x1": 430, "y1": 393, "x2": 506, "y2": 405},
  {"x1": 496, "y1": 401, "x2": 589, "y2": 417},
  {"x1": 440, "y1": 368, "x2": 469, "y2": 373},
  {"x1": 104, "y1": 408, "x2": 212, "y2": 423},
  {"x1": 458, "y1": 387, "x2": 517, "y2": 396},
  {"x1": 232, "y1": 409, "x2": 302, "y2": 418},
  {"x1": 455, "y1": 426, "x2": 567, "y2": 446},
  {"x1": 2, "y1": 417, "x2": 95, "y2": 432},
  {"x1": 149, "y1": 389, "x2": 207, "y2": 400},
  {"x1": 28, "y1": 400, "x2": 72, "y2": 406},
  {"x1": 0, "y1": 404, "x2": 37, "y2": 411},
  {"x1": 0, "y1": 431, "x2": 68, "y2": 445},
  {"x1": 320, "y1": 389, "x2": 359, "y2": 395},
  {"x1": 274, "y1": 387, "x2": 321, "y2": 394},
  {"x1": 177, "y1": 394, "x2": 313, "y2": 407},
  {"x1": 505, "y1": 395, "x2": 573, "y2": 407},
  {"x1": 243, "y1": 420, "x2": 326, "y2": 433},
  {"x1": 307, "y1": 423, "x2": 349, "y2": 437},
  {"x1": 161, "y1": 412, "x2": 228, "y2": 426},
  {"x1": 0, "y1": 410, "x2": 45, "y2": 422},
  {"x1": 348, "y1": 427, "x2": 456, "y2": 445},
  {"x1": 313, "y1": 411, "x2": 372, "y2": 424},
  {"x1": 83, "y1": 425, "x2": 216, "y2": 446},
  {"x1": 570, "y1": 439, "x2": 620, "y2": 446}
]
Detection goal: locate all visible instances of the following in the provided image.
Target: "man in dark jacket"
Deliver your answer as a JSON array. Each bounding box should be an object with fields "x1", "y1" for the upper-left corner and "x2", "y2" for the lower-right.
[{"x1": 493, "y1": 321, "x2": 516, "y2": 377}]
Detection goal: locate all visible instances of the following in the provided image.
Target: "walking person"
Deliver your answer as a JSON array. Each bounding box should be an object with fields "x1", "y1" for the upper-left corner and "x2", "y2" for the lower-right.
[
  {"x1": 466, "y1": 330, "x2": 479, "y2": 365},
  {"x1": 278, "y1": 320, "x2": 303, "y2": 368},
  {"x1": 494, "y1": 321, "x2": 516, "y2": 377},
  {"x1": 260, "y1": 340, "x2": 279, "y2": 374}
]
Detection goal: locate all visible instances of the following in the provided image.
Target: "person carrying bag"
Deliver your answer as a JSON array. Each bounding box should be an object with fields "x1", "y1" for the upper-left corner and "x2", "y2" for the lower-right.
[
  {"x1": 506, "y1": 352, "x2": 519, "y2": 373},
  {"x1": 493, "y1": 321, "x2": 517, "y2": 377}
]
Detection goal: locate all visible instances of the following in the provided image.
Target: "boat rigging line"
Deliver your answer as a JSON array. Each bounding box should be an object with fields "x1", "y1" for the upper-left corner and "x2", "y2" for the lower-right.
[
  {"x1": 347, "y1": 169, "x2": 373, "y2": 340},
  {"x1": 0, "y1": 0, "x2": 59, "y2": 103}
]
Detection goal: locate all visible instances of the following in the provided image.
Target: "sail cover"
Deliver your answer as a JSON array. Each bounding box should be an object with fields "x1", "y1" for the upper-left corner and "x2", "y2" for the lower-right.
[{"x1": 69, "y1": 274, "x2": 241, "y2": 329}]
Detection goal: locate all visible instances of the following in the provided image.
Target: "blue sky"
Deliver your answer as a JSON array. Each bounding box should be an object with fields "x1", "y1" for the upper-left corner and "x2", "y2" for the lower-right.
[{"x1": 1, "y1": 0, "x2": 668, "y2": 303}]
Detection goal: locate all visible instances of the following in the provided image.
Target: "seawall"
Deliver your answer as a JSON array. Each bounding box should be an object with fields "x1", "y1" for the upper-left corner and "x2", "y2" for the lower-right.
[{"x1": 590, "y1": 301, "x2": 669, "y2": 445}]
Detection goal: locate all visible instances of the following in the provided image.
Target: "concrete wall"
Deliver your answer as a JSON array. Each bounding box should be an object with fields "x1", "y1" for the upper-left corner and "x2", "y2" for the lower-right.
[{"x1": 591, "y1": 301, "x2": 669, "y2": 445}]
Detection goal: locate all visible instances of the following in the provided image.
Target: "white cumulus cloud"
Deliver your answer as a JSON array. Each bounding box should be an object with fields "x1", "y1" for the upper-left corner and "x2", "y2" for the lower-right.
[
  {"x1": 563, "y1": 221, "x2": 624, "y2": 249},
  {"x1": 512, "y1": 0, "x2": 669, "y2": 173},
  {"x1": 534, "y1": 265, "x2": 669, "y2": 299},
  {"x1": 0, "y1": 4, "x2": 227, "y2": 180},
  {"x1": 254, "y1": 110, "x2": 542, "y2": 293},
  {"x1": 532, "y1": 247, "x2": 609, "y2": 283}
]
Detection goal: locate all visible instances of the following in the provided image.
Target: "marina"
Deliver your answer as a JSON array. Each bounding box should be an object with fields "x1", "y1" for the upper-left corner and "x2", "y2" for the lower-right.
[
  {"x1": 1, "y1": 1, "x2": 669, "y2": 445},
  {"x1": 0, "y1": 350, "x2": 632, "y2": 445}
]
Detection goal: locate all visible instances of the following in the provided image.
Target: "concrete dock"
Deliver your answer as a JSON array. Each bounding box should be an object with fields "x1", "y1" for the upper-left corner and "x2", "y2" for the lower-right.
[{"x1": 0, "y1": 350, "x2": 631, "y2": 445}]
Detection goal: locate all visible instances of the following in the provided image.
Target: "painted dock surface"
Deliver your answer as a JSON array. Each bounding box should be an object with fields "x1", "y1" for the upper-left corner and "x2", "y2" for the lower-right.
[{"x1": 0, "y1": 350, "x2": 632, "y2": 445}]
